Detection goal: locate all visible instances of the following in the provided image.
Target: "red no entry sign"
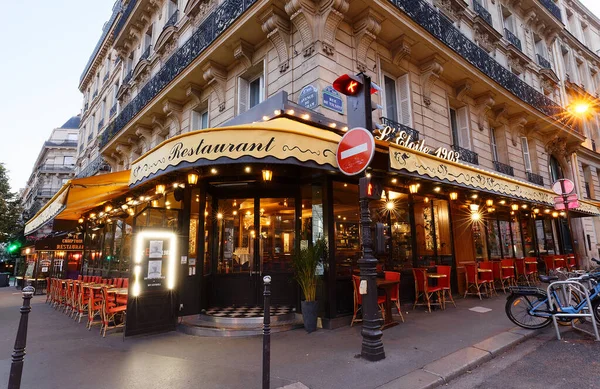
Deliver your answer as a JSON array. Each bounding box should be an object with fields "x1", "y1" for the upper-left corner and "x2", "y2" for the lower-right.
[{"x1": 336, "y1": 127, "x2": 375, "y2": 176}]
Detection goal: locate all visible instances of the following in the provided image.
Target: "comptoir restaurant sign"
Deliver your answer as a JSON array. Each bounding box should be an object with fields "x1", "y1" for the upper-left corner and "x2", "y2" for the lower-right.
[{"x1": 129, "y1": 124, "x2": 342, "y2": 185}]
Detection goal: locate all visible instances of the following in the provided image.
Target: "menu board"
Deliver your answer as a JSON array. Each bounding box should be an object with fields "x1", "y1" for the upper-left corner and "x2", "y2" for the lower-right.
[{"x1": 133, "y1": 231, "x2": 177, "y2": 295}]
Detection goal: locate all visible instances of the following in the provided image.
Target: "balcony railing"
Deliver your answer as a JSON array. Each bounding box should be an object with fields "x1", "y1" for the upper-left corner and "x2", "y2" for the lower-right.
[
  {"x1": 140, "y1": 45, "x2": 152, "y2": 61},
  {"x1": 36, "y1": 188, "x2": 62, "y2": 197},
  {"x1": 526, "y1": 171, "x2": 544, "y2": 186},
  {"x1": 473, "y1": 1, "x2": 492, "y2": 26},
  {"x1": 123, "y1": 70, "x2": 133, "y2": 85},
  {"x1": 493, "y1": 161, "x2": 514, "y2": 176},
  {"x1": 110, "y1": 104, "x2": 118, "y2": 118},
  {"x1": 504, "y1": 28, "x2": 522, "y2": 51},
  {"x1": 453, "y1": 145, "x2": 479, "y2": 165},
  {"x1": 101, "y1": 0, "x2": 259, "y2": 149},
  {"x1": 538, "y1": 0, "x2": 562, "y2": 22},
  {"x1": 103, "y1": 71, "x2": 110, "y2": 82},
  {"x1": 75, "y1": 155, "x2": 112, "y2": 178},
  {"x1": 389, "y1": 0, "x2": 572, "y2": 131},
  {"x1": 585, "y1": 182, "x2": 591, "y2": 198},
  {"x1": 380, "y1": 117, "x2": 420, "y2": 141},
  {"x1": 536, "y1": 54, "x2": 552, "y2": 69},
  {"x1": 44, "y1": 140, "x2": 78, "y2": 148},
  {"x1": 38, "y1": 164, "x2": 75, "y2": 173},
  {"x1": 98, "y1": 118, "x2": 105, "y2": 130},
  {"x1": 165, "y1": 10, "x2": 179, "y2": 29}
]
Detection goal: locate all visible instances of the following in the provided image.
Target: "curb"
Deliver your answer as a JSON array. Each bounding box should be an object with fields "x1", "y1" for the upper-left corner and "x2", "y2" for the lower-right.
[{"x1": 376, "y1": 327, "x2": 543, "y2": 389}]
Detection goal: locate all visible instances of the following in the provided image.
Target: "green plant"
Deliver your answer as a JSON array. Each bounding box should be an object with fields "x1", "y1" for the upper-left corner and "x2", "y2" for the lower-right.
[{"x1": 292, "y1": 237, "x2": 327, "y2": 302}]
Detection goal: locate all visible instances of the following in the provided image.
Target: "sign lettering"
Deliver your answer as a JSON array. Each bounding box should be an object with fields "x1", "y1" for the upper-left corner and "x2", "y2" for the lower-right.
[{"x1": 375, "y1": 126, "x2": 459, "y2": 163}]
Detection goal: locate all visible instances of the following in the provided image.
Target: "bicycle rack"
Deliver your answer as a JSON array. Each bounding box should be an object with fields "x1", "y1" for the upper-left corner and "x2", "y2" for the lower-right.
[{"x1": 546, "y1": 280, "x2": 600, "y2": 341}]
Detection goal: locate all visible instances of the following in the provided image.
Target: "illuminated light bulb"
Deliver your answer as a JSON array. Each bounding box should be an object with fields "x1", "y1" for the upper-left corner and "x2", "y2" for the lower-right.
[
  {"x1": 329, "y1": 123, "x2": 337, "y2": 128},
  {"x1": 245, "y1": 166, "x2": 251, "y2": 173},
  {"x1": 104, "y1": 203, "x2": 113, "y2": 212},
  {"x1": 533, "y1": 208, "x2": 540, "y2": 214},
  {"x1": 338, "y1": 215, "x2": 341, "y2": 219},
  {"x1": 391, "y1": 178, "x2": 397, "y2": 184},
  {"x1": 471, "y1": 194, "x2": 478, "y2": 199},
  {"x1": 233, "y1": 210, "x2": 238, "y2": 215},
  {"x1": 409, "y1": 184, "x2": 419, "y2": 194},
  {"x1": 217, "y1": 213, "x2": 223, "y2": 220},
  {"x1": 559, "y1": 211, "x2": 566, "y2": 216},
  {"x1": 386, "y1": 201, "x2": 395, "y2": 210},
  {"x1": 471, "y1": 212, "x2": 481, "y2": 221},
  {"x1": 487, "y1": 207, "x2": 494, "y2": 213},
  {"x1": 262, "y1": 115, "x2": 269, "y2": 121},
  {"x1": 246, "y1": 211, "x2": 251, "y2": 215},
  {"x1": 342, "y1": 126, "x2": 348, "y2": 132},
  {"x1": 78, "y1": 217, "x2": 84, "y2": 224},
  {"x1": 99, "y1": 211, "x2": 105, "y2": 217},
  {"x1": 344, "y1": 183, "x2": 348, "y2": 187},
  {"x1": 366, "y1": 173, "x2": 372, "y2": 178},
  {"x1": 90, "y1": 213, "x2": 96, "y2": 219},
  {"x1": 343, "y1": 217, "x2": 347, "y2": 220},
  {"x1": 121, "y1": 204, "x2": 128, "y2": 210},
  {"x1": 301, "y1": 113, "x2": 310, "y2": 120},
  {"x1": 521, "y1": 204, "x2": 528, "y2": 209},
  {"x1": 486, "y1": 199, "x2": 494, "y2": 207},
  {"x1": 544, "y1": 209, "x2": 551, "y2": 214},
  {"x1": 434, "y1": 187, "x2": 441, "y2": 192},
  {"x1": 499, "y1": 200, "x2": 506, "y2": 205},
  {"x1": 155, "y1": 184, "x2": 166, "y2": 195},
  {"x1": 172, "y1": 183, "x2": 179, "y2": 188},
  {"x1": 424, "y1": 197, "x2": 430, "y2": 203},
  {"x1": 287, "y1": 109, "x2": 295, "y2": 115},
  {"x1": 211, "y1": 168, "x2": 217, "y2": 174},
  {"x1": 552, "y1": 211, "x2": 559, "y2": 217},
  {"x1": 510, "y1": 211, "x2": 515, "y2": 215},
  {"x1": 274, "y1": 109, "x2": 281, "y2": 115},
  {"x1": 204, "y1": 211, "x2": 209, "y2": 216}
]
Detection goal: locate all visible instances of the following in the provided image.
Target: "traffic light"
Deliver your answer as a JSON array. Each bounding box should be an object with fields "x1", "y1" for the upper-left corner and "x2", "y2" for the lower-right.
[
  {"x1": 6, "y1": 241, "x2": 20, "y2": 254},
  {"x1": 359, "y1": 176, "x2": 382, "y2": 200},
  {"x1": 333, "y1": 73, "x2": 379, "y2": 131}
]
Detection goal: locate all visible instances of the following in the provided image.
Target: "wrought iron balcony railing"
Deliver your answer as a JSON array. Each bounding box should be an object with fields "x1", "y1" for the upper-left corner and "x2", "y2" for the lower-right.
[
  {"x1": 98, "y1": 118, "x2": 105, "y2": 130},
  {"x1": 38, "y1": 164, "x2": 75, "y2": 173},
  {"x1": 36, "y1": 188, "x2": 62, "y2": 197},
  {"x1": 380, "y1": 117, "x2": 420, "y2": 141},
  {"x1": 100, "y1": 0, "x2": 259, "y2": 149},
  {"x1": 539, "y1": 0, "x2": 562, "y2": 22},
  {"x1": 526, "y1": 171, "x2": 544, "y2": 186},
  {"x1": 123, "y1": 70, "x2": 133, "y2": 85},
  {"x1": 474, "y1": 1, "x2": 492, "y2": 26},
  {"x1": 165, "y1": 10, "x2": 179, "y2": 29},
  {"x1": 536, "y1": 54, "x2": 552, "y2": 69},
  {"x1": 389, "y1": 0, "x2": 571, "y2": 131},
  {"x1": 504, "y1": 28, "x2": 522, "y2": 51},
  {"x1": 585, "y1": 182, "x2": 591, "y2": 198},
  {"x1": 75, "y1": 155, "x2": 112, "y2": 178},
  {"x1": 110, "y1": 104, "x2": 117, "y2": 118},
  {"x1": 140, "y1": 45, "x2": 152, "y2": 61},
  {"x1": 453, "y1": 145, "x2": 479, "y2": 165},
  {"x1": 493, "y1": 161, "x2": 514, "y2": 176},
  {"x1": 103, "y1": 71, "x2": 110, "y2": 82}
]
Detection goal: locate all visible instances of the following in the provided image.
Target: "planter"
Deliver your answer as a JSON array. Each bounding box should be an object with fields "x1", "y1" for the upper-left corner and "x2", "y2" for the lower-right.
[{"x1": 301, "y1": 300, "x2": 318, "y2": 333}]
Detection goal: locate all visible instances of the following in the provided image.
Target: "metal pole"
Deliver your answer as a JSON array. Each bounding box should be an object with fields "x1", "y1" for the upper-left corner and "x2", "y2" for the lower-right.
[
  {"x1": 262, "y1": 275, "x2": 271, "y2": 389},
  {"x1": 8, "y1": 285, "x2": 35, "y2": 389},
  {"x1": 358, "y1": 196, "x2": 385, "y2": 361},
  {"x1": 560, "y1": 181, "x2": 577, "y2": 262}
]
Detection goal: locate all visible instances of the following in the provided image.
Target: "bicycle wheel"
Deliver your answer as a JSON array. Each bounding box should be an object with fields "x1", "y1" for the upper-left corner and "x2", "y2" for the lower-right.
[
  {"x1": 556, "y1": 290, "x2": 582, "y2": 326},
  {"x1": 505, "y1": 294, "x2": 552, "y2": 329},
  {"x1": 592, "y1": 297, "x2": 600, "y2": 324}
]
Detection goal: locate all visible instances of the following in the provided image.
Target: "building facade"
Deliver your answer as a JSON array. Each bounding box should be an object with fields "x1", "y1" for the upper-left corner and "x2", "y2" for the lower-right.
[
  {"x1": 20, "y1": 117, "x2": 80, "y2": 237},
  {"x1": 35, "y1": 0, "x2": 600, "y2": 332}
]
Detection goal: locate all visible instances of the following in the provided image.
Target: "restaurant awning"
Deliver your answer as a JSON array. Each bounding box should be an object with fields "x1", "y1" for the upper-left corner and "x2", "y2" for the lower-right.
[
  {"x1": 388, "y1": 143, "x2": 600, "y2": 216},
  {"x1": 24, "y1": 171, "x2": 131, "y2": 235},
  {"x1": 129, "y1": 117, "x2": 341, "y2": 186}
]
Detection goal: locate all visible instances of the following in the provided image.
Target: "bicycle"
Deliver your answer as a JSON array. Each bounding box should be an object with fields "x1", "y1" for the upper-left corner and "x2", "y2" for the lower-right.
[{"x1": 505, "y1": 264, "x2": 600, "y2": 329}]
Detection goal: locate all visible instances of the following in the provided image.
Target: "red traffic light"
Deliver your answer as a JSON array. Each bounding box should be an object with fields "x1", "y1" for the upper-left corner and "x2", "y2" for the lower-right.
[{"x1": 333, "y1": 74, "x2": 379, "y2": 96}]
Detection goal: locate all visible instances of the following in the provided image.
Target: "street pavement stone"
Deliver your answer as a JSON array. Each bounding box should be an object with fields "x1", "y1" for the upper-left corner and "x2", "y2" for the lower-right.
[
  {"x1": 422, "y1": 347, "x2": 491, "y2": 382},
  {"x1": 472, "y1": 331, "x2": 525, "y2": 356}
]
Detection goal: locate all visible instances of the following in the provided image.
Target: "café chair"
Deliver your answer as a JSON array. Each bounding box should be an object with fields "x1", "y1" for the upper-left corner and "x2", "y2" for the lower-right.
[
  {"x1": 515, "y1": 259, "x2": 530, "y2": 286},
  {"x1": 464, "y1": 263, "x2": 485, "y2": 300},
  {"x1": 100, "y1": 287, "x2": 127, "y2": 337},
  {"x1": 122, "y1": 278, "x2": 129, "y2": 288},
  {"x1": 77, "y1": 284, "x2": 91, "y2": 323},
  {"x1": 351, "y1": 275, "x2": 386, "y2": 326},
  {"x1": 543, "y1": 256, "x2": 556, "y2": 274},
  {"x1": 499, "y1": 259, "x2": 516, "y2": 293},
  {"x1": 87, "y1": 287, "x2": 104, "y2": 331},
  {"x1": 413, "y1": 268, "x2": 442, "y2": 312},
  {"x1": 435, "y1": 265, "x2": 455, "y2": 309},
  {"x1": 384, "y1": 271, "x2": 404, "y2": 322},
  {"x1": 45, "y1": 278, "x2": 53, "y2": 304},
  {"x1": 478, "y1": 262, "x2": 496, "y2": 297},
  {"x1": 523, "y1": 257, "x2": 539, "y2": 284}
]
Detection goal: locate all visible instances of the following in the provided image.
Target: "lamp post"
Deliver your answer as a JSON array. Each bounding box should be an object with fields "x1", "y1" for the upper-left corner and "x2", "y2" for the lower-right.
[{"x1": 8, "y1": 285, "x2": 35, "y2": 389}]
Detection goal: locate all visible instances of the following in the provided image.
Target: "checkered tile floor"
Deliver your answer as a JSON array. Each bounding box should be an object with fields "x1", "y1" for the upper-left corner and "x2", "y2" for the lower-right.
[{"x1": 204, "y1": 305, "x2": 294, "y2": 318}]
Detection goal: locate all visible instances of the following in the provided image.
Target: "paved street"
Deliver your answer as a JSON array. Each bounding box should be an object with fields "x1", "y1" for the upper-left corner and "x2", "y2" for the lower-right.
[{"x1": 1, "y1": 286, "x2": 533, "y2": 389}]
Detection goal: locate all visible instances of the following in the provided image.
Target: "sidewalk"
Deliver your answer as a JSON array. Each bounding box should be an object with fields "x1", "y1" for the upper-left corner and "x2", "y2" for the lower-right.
[{"x1": 0, "y1": 287, "x2": 540, "y2": 389}]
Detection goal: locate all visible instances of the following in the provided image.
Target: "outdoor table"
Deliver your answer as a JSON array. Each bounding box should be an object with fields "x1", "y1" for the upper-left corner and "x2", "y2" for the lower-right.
[
  {"x1": 376, "y1": 279, "x2": 400, "y2": 330},
  {"x1": 427, "y1": 272, "x2": 446, "y2": 288},
  {"x1": 477, "y1": 269, "x2": 492, "y2": 273}
]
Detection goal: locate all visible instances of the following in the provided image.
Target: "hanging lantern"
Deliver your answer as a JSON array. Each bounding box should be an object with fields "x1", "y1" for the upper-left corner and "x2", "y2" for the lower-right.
[
  {"x1": 409, "y1": 184, "x2": 419, "y2": 194},
  {"x1": 78, "y1": 217, "x2": 85, "y2": 224},
  {"x1": 449, "y1": 192, "x2": 458, "y2": 200},
  {"x1": 156, "y1": 184, "x2": 166, "y2": 195},
  {"x1": 511, "y1": 204, "x2": 519, "y2": 211},
  {"x1": 486, "y1": 199, "x2": 494, "y2": 207},
  {"x1": 104, "y1": 202, "x2": 113, "y2": 213},
  {"x1": 262, "y1": 169, "x2": 273, "y2": 182},
  {"x1": 187, "y1": 171, "x2": 200, "y2": 185}
]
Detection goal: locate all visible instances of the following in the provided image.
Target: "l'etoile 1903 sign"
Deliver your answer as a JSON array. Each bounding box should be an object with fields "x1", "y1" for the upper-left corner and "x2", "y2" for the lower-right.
[{"x1": 375, "y1": 125, "x2": 460, "y2": 163}]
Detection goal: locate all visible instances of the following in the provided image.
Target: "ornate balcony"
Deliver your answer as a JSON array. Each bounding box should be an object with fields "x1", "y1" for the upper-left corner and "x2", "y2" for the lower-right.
[
  {"x1": 101, "y1": 0, "x2": 259, "y2": 149},
  {"x1": 526, "y1": 171, "x2": 544, "y2": 186},
  {"x1": 539, "y1": 0, "x2": 562, "y2": 22},
  {"x1": 75, "y1": 155, "x2": 112, "y2": 178},
  {"x1": 110, "y1": 104, "x2": 117, "y2": 118},
  {"x1": 164, "y1": 10, "x2": 179, "y2": 29},
  {"x1": 493, "y1": 161, "x2": 514, "y2": 176},
  {"x1": 380, "y1": 117, "x2": 420, "y2": 141},
  {"x1": 453, "y1": 145, "x2": 479, "y2": 165},
  {"x1": 473, "y1": 1, "x2": 492, "y2": 26},
  {"x1": 536, "y1": 54, "x2": 552, "y2": 69},
  {"x1": 389, "y1": 0, "x2": 571, "y2": 130},
  {"x1": 504, "y1": 28, "x2": 522, "y2": 51},
  {"x1": 140, "y1": 44, "x2": 152, "y2": 61}
]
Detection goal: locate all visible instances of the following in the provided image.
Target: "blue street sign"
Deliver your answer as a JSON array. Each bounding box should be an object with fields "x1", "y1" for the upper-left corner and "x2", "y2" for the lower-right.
[
  {"x1": 323, "y1": 86, "x2": 344, "y2": 114},
  {"x1": 298, "y1": 85, "x2": 318, "y2": 110}
]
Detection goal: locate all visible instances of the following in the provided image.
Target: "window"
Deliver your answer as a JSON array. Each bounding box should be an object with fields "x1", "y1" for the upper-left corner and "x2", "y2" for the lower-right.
[
  {"x1": 168, "y1": 0, "x2": 178, "y2": 17},
  {"x1": 100, "y1": 98, "x2": 106, "y2": 121},
  {"x1": 521, "y1": 137, "x2": 532, "y2": 172},
  {"x1": 67, "y1": 133, "x2": 78, "y2": 142},
  {"x1": 383, "y1": 74, "x2": 412, "y2": 126},
  {"x1": 549, "y1": 155, "x2": 564, "y2": 182},
  {"x1": 191, "y1": 109, "x2": 209, "y2": 130},
  {"x1": 384, "y1": 75, "x2": 398, "y2": 121},
  {"x1": 491, "y1": 128, "x2": 499, "y2": 162},
  {"x1": 450, "y1": 107, "x2": 470, "y2": 149},
  {"x1": 143, "y1": 25, "x2": 153, "y2": 54},
  {"x1": 249, "y1": 77, "x2": 262, "y2": 108},
  {"x1": 63, "y1": 156, "x2": 75, "y2": 165},
  {"x1": 238, "y1": 70, "x2": 264, "y2": 114},
  {"x1": 90, "y1": 115, "x2": 95, "y2": 136}
]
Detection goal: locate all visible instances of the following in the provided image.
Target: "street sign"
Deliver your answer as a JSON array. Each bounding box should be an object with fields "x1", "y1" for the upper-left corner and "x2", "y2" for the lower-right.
[
  {"x1": 554, "y1": 194, "x2": 579, "y2": 210},
  {"x1": 298, "y1": 85, "x2": 318, "y2": 109},
  {"x1": 552, "y1": 178, "x2": 575, "y2": 196},
  {"x1": 336, "y1": 127, "x2": 375, "y2": 176}
]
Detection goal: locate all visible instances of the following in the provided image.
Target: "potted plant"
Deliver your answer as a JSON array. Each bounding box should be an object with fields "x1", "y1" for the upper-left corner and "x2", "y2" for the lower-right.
[{"x1": 292, "y1": 237, "x2": 327, "y2": 333}]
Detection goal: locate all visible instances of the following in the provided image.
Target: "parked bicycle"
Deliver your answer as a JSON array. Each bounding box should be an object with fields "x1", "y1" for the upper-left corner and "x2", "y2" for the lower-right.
[{"x1": 505, "y1": 258, "x2": 600, "y2": 329}]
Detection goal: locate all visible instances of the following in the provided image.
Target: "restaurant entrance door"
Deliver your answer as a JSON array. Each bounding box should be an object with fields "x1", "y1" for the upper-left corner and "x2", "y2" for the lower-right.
[{"x1": 208, "y1": 190, "x2": 298, "y2": 308}]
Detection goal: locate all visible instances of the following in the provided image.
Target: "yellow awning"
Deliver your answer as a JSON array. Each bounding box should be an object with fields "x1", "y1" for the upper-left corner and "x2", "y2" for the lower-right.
[{"x1": 25, "y1": 171, "x2": 131, "y2": 235}]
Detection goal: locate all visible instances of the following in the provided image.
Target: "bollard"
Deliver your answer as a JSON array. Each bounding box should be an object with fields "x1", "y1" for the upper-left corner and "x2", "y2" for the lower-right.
[
  {"x1": 8, "y1": 285, "x2": 35, "y2": 389},
  {"x1": 262, "y1": 275, "x2": 271, "y2": 389}
]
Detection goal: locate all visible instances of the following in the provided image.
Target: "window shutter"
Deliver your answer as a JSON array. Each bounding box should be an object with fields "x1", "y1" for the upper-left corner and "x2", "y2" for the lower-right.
[
  {"x1": 238, "y1": 77, "x2": 249, "y2": 114},
  {"x1": 383, "y1": 76, "x2": 398, "y2": 121},
  {"x1": 457, "y1": 107, "x2": 470, "y2": 149},
  {"x1": 397, "y1": 73, "x2": 412, "y2": 126},
  {"x1": 521, "y1": 137, "x2": 532, "y2": 172}
]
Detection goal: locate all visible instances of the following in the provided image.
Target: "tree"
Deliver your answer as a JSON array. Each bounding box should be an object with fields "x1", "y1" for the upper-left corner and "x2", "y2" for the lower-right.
[{"x1": 0, "y1": 163, "x2": 23, "y2": 245}]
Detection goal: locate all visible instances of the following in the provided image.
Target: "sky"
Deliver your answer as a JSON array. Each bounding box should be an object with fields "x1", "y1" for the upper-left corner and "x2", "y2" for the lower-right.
[{"x1": 1, "y1": 0, "x2": 600, "y2": 194}]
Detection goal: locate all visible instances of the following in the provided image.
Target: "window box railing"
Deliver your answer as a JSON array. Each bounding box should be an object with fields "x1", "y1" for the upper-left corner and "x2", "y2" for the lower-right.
[
  {"x1": 388, "y1": 0, "x2": 571, "y2": 130},
  {"x1": 585, "y1": 182, "x2": 591, "y2": 198},
  {"x1": 165, "y1": 10, "x2": 179, "y2": 29},
  {"x1": 100, "y1": 0, "x2": 259, "y2": 149},
  {"x1": 538, "y1": 0, "x2": 562, "y2": 22},
  {"x1": 536, "y1": 54, "x2": 552, "y2": 69},
  {"x1": 98, "y1": 118, "x2": 105, "y2": 130},
  {"x1": 493, "y1": 161, "x2": 514, "y2": 176},
  {"x1": 504, "y1": 28, "x2": 522, "y2": 51},
  {"x1": 380, "y1": 117, "x2": 420, "y2": 141},
  {"x1": 526, "y1": 171, "x2": 544, "y2": 186},
  {"x1": 75, "y1": 155, "x2": 111, "y2": 178},
  {"x1": 453, "y1": 145, "x2": 479, "y2": 165},
  {"x1": 473, "y1": 1, "x2": 492, "y2": 26},
  {"x1": 110, "y1": 104, "x2": 118, "y2": 118}
]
